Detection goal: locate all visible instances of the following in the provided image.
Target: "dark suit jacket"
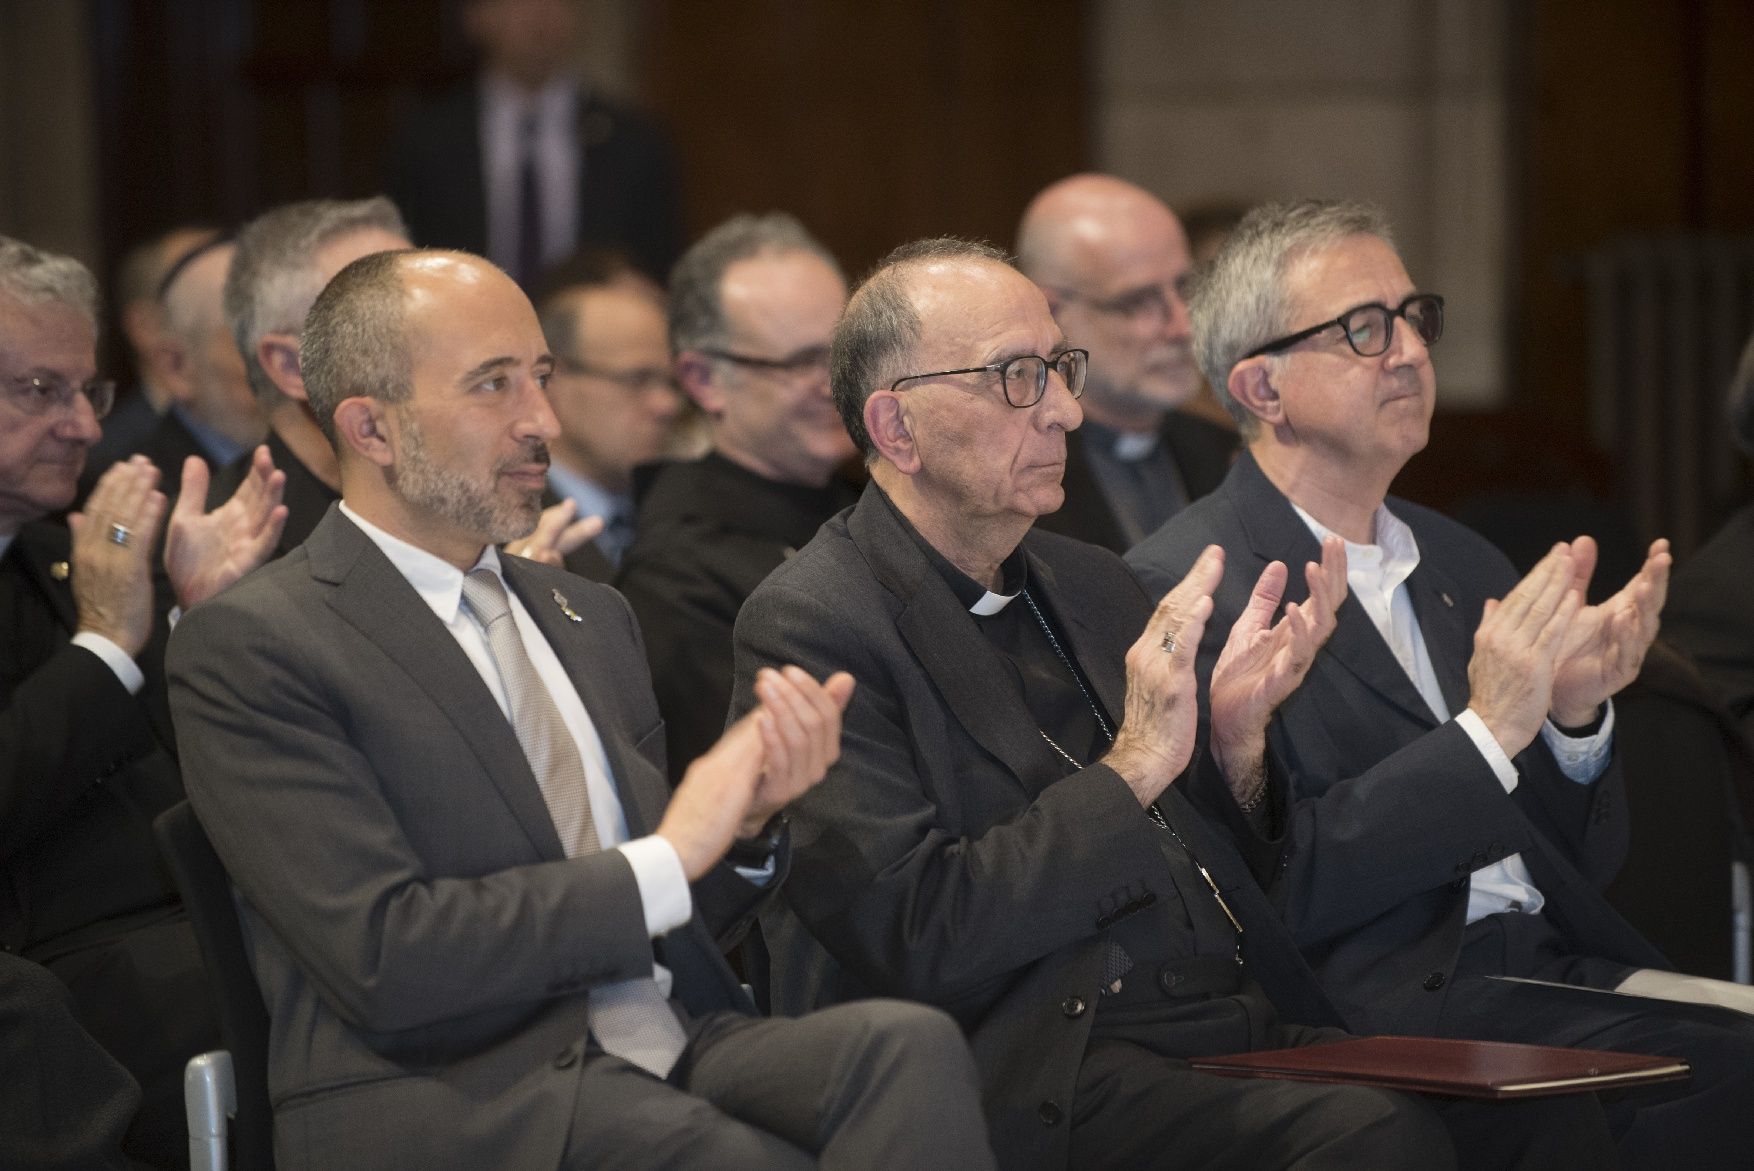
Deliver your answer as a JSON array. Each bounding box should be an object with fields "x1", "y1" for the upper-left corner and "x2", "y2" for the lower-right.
[
  {"x1": 1664, "y1": 501, "x2": 1754, "y2": 746},
  {"x1": 1033, "y1": 409, "x2": 1237, "y2": 555},
  {"x1": 1127, "y1": 452, "x2": 1668, "y2": 1035},
  {"x1": 1, "y1": 521, "x2": 184, "y2": 954},
  {"x1": 732, "y1": 485, "x2": 1342, "y2": 1171},
  {"x1": 166, "y1": 505, "x2": 761, "y2": 1171},
  {"x1": 386, "y1": 81, "x2": 684, "y2": 281},
  {"x1": 618, "y1": 453, "x2": 857, "y2": 784}
]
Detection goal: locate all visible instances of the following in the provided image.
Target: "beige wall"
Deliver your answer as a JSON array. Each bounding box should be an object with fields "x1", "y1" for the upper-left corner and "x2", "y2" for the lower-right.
[
  {"x1": 1093, "y1": 0, "x2": 1510, "y2": 407},
  {"x1": 0, "y1": 0, "x2": 101, "y2": 266}
]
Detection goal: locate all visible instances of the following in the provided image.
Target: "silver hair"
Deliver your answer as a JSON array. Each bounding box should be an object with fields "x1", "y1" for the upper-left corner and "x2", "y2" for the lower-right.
[
  {"x1": 666, "y1": 212, "x2": 840, "y2": 356},
  {"x1": 1191, "y1": 199, "x2": 1395, "y2": 433},
  {"x1": 831, "y1": 236, "x2": 1012, "y2": 459},
  {"x1": 225, "y1": 197, "x2": 408, "y2": 408},
  {"x1": 0, "y1": 236, "x2": 100, "y2": 331}
]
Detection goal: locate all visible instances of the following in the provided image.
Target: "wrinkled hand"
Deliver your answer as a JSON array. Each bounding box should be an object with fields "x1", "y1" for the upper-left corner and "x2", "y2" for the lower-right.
[
  {"x1": 657, "y1": 666, "x2": 855, "y2": 880},
  {"x1": 1466, "y1": 542, "x2": 1582, "y2": 756},
  {"x1": 1209, "y1": 536, "x2": 1347, "y2": 804},
  {"x1": 1103, "y1": 544, "x2": 1221, "y2": 807},
  {"x1": 503, "y1": 498, "x2": 605, "y2": 567},
  {"x1": 68, "y1": 455, "x2": 166, "y2": 658},
  {"x1": 1548, "y1": 536, "x2": 1670, "y2": 726},
  {"x1": 163, "y1": 447, "x2": 288, "y2": 610}
]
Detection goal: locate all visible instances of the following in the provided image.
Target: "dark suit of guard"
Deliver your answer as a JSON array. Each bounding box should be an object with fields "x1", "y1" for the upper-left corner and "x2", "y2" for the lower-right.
[
  {"x1": 1, "y1": 520, "x2": 217, "y2": 1167},
  {"x1": 733, "y1": 484, "x2": 1615, "y2": 1171},
  {"x1": 386, "y1": 83, "x2": 683, "y2": 282},
  {"x1": 1034, "y1": 409, "x2": 1236, "y2": 555},
  {"x1": 1128, "y1": 451, "x2": 1754, "y2": 1168}
]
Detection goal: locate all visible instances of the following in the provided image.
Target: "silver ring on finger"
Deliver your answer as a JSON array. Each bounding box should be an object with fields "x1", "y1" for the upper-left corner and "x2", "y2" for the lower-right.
[
  {"x1": 1160, "y1": 631, "x2": 1177, "y2": 654},
  {"x1": 108, "y1": 522, "x2": 132, "y2": 548}
]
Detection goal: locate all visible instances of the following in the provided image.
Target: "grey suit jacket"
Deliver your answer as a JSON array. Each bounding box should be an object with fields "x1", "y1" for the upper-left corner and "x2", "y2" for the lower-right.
[
  {"x1": 732, "y1": 485, "x2": 1342, "y2": 1171},
  {"x1": 166, "y1": 505, "x2": 758, "y2": 1171},
  {"x1": 1127, "y1": 452, "x2": 1668, "y2": 1035}
]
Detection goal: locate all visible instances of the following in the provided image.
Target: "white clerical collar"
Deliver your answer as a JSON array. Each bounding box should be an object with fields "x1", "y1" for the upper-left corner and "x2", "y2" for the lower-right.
[
  {"x1": 970, "y1": 588, "x2": 1020, "y2": 616},
  {"x1": 339, "y1": 502, "x2": 502, "y2": 626}
]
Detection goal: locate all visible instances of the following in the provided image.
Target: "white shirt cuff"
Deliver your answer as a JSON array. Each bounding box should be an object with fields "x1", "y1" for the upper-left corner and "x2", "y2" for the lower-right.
[
  {"x1": 1541, "y1": 700, "x2": 1616, "y2": 784},
  {"x1": 1455, "y1": 708, "x2": 1520, "y2": 793},
  {"x1": 70, "y1": 632, "x2": 144, "y2": 695},
  {"x1": 617, "y1": 835, "x2": 692, "y2": 938}
]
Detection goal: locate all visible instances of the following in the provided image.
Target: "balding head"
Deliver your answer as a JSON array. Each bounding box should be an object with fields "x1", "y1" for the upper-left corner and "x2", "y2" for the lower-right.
[{"x1": 1016, "y1": 174, "x2": 1198, "y2": 428}]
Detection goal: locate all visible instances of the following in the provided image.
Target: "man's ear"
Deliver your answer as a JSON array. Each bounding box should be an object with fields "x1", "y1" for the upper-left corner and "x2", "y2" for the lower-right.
[
  {"x1": 333, "y1": 397, "x2": 395, "y2": 467},
  {"x1": 257, "y1": 333, "x2": 308, "y2": 403},
  {"x1": 864, "y1": 389, "x2": 920, "y2": 475},
  {"x1": 1228, "y1": 358, "x2": 1283, "y2": 429},
  {"x1": 156, "y1": 337, "x2": 195, "y2": 405},
  {"x1": 675, "y1": 352, "x2": 724, "y2": 415}
]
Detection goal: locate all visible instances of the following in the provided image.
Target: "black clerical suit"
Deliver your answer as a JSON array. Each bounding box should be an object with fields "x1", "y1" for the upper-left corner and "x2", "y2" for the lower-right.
[
  {"x1": 0, "y1": 521, "x2": 218, "y2": 1168},
  {"x1": 732, "y1": 484, "x2": 1614, "y2": 1171},
  {"x1": 1034, "y1": 409, "x2": 1236, "y2": 554},
  {"x1": 1128, "y1": 451, "x2": 1754, "y2": 1169},
  {"x1": 211, "y1": 430, "x2": 338, "y2": 559},
  {"x1": 617, "y1": 452, "x2": 857, "y2": 784}
]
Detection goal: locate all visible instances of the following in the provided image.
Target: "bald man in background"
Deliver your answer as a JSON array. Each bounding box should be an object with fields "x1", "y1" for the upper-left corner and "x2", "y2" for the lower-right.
[{"x1": 1017, "y1": 175, "x2": 1236, "y2": 554}]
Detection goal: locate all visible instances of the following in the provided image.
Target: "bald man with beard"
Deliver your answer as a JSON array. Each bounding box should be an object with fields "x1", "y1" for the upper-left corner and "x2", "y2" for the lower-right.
[{"x1": 1018, "y1": 175, "x2": 1236, "y2": 554}]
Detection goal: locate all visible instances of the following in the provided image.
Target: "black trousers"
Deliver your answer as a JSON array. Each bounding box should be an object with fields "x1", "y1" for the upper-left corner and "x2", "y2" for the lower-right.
[
  {"x1": 1437, "y1": 912, "x2": 1754, "y2": 1170},
  {"x1": 1071, "y1": 988, "x2": 1619, "y2": 1171}
]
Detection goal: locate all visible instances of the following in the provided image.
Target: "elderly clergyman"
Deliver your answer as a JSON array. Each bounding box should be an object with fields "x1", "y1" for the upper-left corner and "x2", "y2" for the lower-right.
[
  {"x1": 731, "y1": 236, "x2": 1619, "y2": 1171},
  {"x1": 1128, "y1": 199, "x2": 1754, "y2": 1169}
]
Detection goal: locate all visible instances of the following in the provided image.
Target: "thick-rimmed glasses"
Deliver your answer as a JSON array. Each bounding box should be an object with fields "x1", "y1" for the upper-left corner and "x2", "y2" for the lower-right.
[
  {"x1": 888, "y1": 348, "x2": 1088, "y2": 408},
  {"x1": 2, "y1": 373, "x2": 116, "y2": 419},
  {"x1": 1244, "y1": 293, "x2": 1444, "y2": 360},
  {"x1": 697, "y1": 344, "x2": 829, "y2": 378}
]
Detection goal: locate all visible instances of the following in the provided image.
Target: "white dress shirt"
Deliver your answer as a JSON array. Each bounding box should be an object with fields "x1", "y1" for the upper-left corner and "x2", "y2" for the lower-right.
[
  {"x1": 339, "y1": 505, "x2": 689, "y2": 990},
  {"x1": 1293, "y1": 503, "x2": 1614, "y2": 923},
  {"x1": 480, "y1": 73, "x2": 581, "y2": 277}
]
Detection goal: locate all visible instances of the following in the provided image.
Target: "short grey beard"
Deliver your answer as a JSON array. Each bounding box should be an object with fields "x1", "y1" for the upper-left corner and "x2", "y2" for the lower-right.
[{"x1": 387, "y1": 409, "x2": 543, "y2": 546}]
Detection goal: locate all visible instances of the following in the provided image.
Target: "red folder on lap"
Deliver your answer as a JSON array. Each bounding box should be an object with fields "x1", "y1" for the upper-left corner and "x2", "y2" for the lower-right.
[{"x1": 1191, "y1": 1036, "x2": 1689, "y2": 1099}]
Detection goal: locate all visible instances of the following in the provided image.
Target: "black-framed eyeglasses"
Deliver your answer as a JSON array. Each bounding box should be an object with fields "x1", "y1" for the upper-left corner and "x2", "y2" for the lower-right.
[
  {"x1": 556, "y1": 356, "x2": 679, "y2": 395},
  {"x1": 2, "y1": 373, "x2": 116, "y2": 420},
  {"x1": 888, "y1": 348, "x2": 1088, "y2": 408},
  {"x1": 1243, "y1": 293, "x2": 1444, "y2": 360},
  {"x1": 697, "y1": 344, "x2": 830, "y2": 376}
]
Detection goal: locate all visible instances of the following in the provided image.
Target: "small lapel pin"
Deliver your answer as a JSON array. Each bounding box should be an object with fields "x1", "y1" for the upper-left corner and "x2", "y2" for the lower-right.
[
  {"x1": 551, "y1": 588, "x2": 582, "y2": 623},
  {"x1": 49, "y1": 560, "x2": 70, "y2": 581},
  {"x1": 1440, "y1": 592, "x2": 1454, "y2": 608}
]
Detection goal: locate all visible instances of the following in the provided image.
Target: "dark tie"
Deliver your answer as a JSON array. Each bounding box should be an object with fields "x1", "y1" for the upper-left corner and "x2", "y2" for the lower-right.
[
  {"x1": 516, "y1": 110, "x2": 544, "y2": 289},
  {"x1": 460, "y1": 568, "x2": 687, "y2": 1075}
]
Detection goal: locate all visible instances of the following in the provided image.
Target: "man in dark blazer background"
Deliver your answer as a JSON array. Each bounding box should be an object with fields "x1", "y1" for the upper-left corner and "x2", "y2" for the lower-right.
[
  {"x1": 1017, "y1": 175, "x2": 1237, "y2": 554},
  {"x1": 732, "y1": 236, "x2": 1616, "y2": 1171},
  {"x1": 167, "y1": 247, "x2": 995, "y2": 1171},
  {"x1": 1128, "y1": 198, "x2": 1754, "y2": 1169},
  {"x1": 385, "y1": 0, "x2": 683, "y2": 286}
]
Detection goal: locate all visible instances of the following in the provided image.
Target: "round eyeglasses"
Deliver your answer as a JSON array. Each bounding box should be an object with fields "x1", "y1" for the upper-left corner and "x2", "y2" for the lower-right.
[
  {"x1": 888, "y1": 348, "x2": 1088, "y2": 408},
  {"x1": 1244, "y1": 293, "x2": 1444, "y2": 360}
]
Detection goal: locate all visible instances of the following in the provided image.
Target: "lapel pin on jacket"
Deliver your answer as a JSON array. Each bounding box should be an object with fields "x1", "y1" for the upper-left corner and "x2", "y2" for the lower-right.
[
  {"x1": 50, "y1": 560, "x2": 70, "y2": 581},
  {"x1": 1440, "y1": 591, "x2": 1454, "y2": 608},
  {"x1": 551, "y1": 588, "x2": 583, "y2": 622}
]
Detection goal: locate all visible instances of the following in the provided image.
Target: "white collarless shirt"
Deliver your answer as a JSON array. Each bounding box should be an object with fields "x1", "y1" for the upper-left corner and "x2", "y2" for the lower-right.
[{"x1": 1292, "y1": 503, "x2": 1613, "y2": 923}]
